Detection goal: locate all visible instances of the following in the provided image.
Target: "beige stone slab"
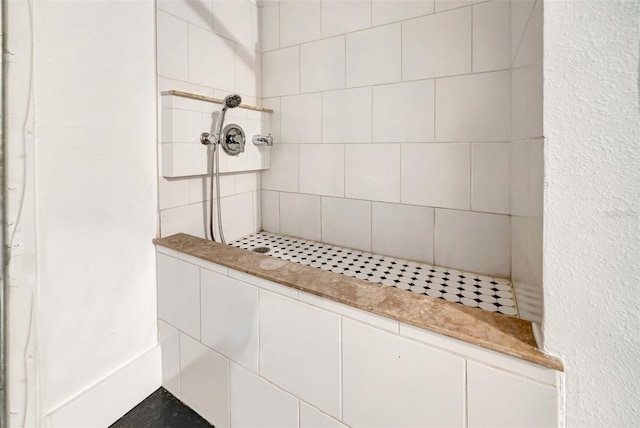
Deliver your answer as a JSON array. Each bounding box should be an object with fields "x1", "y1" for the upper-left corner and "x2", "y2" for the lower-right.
[
  {"x1": 161, "y1": 90, "x2": 274, "y2": 113},
  {"x1": 154, "y1": 233, "x2": 563, "y2": 371}
]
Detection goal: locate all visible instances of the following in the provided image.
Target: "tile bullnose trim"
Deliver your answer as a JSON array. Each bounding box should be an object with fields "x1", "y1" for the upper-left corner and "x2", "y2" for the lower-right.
[
  {"x1": 161, "y1": 90, "x2": 274, "y2": 113},
  {"x1": 153, "y1": 233, "x2": 563, "y2": 372}
]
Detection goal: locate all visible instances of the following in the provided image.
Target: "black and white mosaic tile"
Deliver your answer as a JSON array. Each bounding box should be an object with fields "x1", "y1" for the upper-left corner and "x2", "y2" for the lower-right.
[{"x1": 231, "y1": 232, "x2": 519, "y2": 318}]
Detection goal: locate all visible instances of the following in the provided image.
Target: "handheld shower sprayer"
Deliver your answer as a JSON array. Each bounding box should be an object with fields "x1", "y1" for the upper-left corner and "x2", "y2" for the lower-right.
[
  {"x1": 201, "y1": 94, "x2": 243, "y2": 146},
  {"x1": 214, "y1": 94, "x2": 242, "y2": 144},
  {"x1": 201, "y1": 94, "x2": 243, "y2": 244}
]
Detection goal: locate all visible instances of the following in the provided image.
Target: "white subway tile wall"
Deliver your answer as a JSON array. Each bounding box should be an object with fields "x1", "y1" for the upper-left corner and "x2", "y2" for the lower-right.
[
  {"x1": 230, "y1": 362, "x2": 298, "y2": 428},
  {"x1": 281, "y1": 93, "x2": 322, "y2": 143},
  {"x1": 402, "y1": 8, "x2": 472, "y2": 80},
  {"x1": 260, "y1": 0, "x2": 536, "y2": 280},
  {"x1": 200, "y1": 270, "x2": 259, "y2": 372},
  {"x1": 261, "y1": 143, "x2": 299, "y2": 193},
  {"x1": 157, "y1": 253, "x2": 201, "y2": 339},
  {"x1": 321, "y1": 1, "x2": 371, "y2": 38},
  {"x1": 212, "y1": 0, "x2": 255, "y2": 50},
  {"x1": 299, "y1": 144, "x2": 345, "y2": 197},
  {"x1": 345, "y1": 23, "x2": 401, "y2": 87},
  {"x1": 372, "y1": 202, "x2": 435, "y2": 264},
  {"x1": 157, "y1": 0, "x2": 213, "y2": 31},
  {"x1": 279, "y1": 1, "x2": 321, "y2": 48},
  {"x1": 156, "y1": 11, "x2": 189, "y2": 81},
  {"x1": 188, "y1": 25, "x2": 235, "y2": 89},
  {"x1": 510, "y1": 0, "x2": 537, "y2": 61},
  {"x1": 510, "y1": 0, "x2": 543, "y2": 323},
  {"x1": 345, "y1": 143, "x2": 400, "y2": 202},
  {"x1": 259, "y1": 3, "x2": 279, "y2": 52},
  {"x1": 156, "y1": 0, "x2": 543, "y2": 314},
  {"x1": 322, "y1": 87, "x2": 372, "y2": 143},
  {"x1": 342, "y1": 318, "x2": 465, "y2": 427},
  {"x1": 371, "y1": 0, "x2": 434, "y2": 26},
  {"x1": 263, "y1": 46, "x2": 300, "y2": 97},
  {"x1": 372, "y1": 80, "x2": 435, "y2": 143},
  {"x1": 300, "y1": 402, "x2": 346, "y2": 428},
  {"x1": 467, "y1": 361, "x2": 558, "y2": 427},
  {"x1": 434, "y1": 208, "x2": 511, "y2": 277},
  {"x1": 156, "y1": 250, "x2": 559, "y2": 428},
  {"x1": 260, "y1": 290, "x2": 341, "y2": 418},
  {"x1": 157, "y1": 320, "x2": 180, "y2": 397},
  {"x1": 279, "y1": 192, "x2": 321, "y2": 241},
  {"x1": 300, "y1": 36, "x2": 346, "y2": 93},
  {"x1": 156, "y1": 0, "x2": 265, "y2": 241},
  {"x1": 321, "y1": 197, "x2": 372, "y2": 252},
  {"x1": 435, "y1": 71, "x2": 511, "y2": 142},
  {"x1": 179, "y1": 333, "x2": 230, "y2": 426},
  {"x1": 471, "y1": 142, "x2": 511, "y2": 214},
  {"x1": 472, "y1": 0, "x2": 511, "y2": 72},
  {"x1": 401, "y1": 143, "x2": 471, "y2": 210}
]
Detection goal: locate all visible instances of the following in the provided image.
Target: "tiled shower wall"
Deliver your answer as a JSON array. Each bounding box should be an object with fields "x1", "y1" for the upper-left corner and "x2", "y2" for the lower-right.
[
  {"x1": 260, "y1": 0, "x2": 514, "y2": 278},
  {"x1": 156, "y1": 247, "x2": 559, "y2": 427},
  {"x1": 154, "y1": 0, "x2": 544, "y2": 319},
  {"x1": 156, "y1": 0, "x2": 264, "y2": 240},
  {"x1": 510, "y1": 0, "x2": 544, "y2": 322}
]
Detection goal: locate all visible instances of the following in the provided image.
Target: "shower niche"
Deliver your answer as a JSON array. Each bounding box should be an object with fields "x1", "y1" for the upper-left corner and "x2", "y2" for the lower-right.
[{"x1": 161, "y1": 91, "x2": 272, "y2": 178}]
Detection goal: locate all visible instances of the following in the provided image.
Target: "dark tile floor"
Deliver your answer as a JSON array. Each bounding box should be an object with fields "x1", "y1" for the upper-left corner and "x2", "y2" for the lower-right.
[{"x1": 110, "y1": 388, "x2": 213, "y2": 428}]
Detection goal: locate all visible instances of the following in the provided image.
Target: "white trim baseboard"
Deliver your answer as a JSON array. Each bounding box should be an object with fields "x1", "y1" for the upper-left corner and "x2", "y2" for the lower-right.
[{"x1": 45, "y1": 345, "x2": 162, "y2": 427}]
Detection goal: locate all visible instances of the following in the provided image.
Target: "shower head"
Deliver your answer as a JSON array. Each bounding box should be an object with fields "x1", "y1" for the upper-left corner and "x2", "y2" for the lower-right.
[
  {"x1": 223, "y1": 94, "x2": 242, "y2": 109},
  {"x1": 214, "y1": 94, "x2": 243, "y2": 144}
]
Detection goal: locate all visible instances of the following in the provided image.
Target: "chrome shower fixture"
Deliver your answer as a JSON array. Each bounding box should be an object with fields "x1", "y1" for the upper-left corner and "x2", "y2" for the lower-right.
[
  {"x1": 223, "y1": 93, "x2": 242, "y2": 108},
  {"x1": 201, "y1": 93, "x2": 243, "y2": 148},
  {"x1": 215, "y1": 94, "x2": 242, "y2": 143},
  {"x1": 252, "y1": 134, "x2": 273, "y2": 146},
  {"x1": 200, "y1": 93, "x2": 244, "y2": 245}
]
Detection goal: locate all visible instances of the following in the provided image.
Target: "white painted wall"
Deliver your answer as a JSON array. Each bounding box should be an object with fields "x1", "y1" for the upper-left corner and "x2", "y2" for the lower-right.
[
  {"x1": 543, "y1": 1, "x2": 640, "y2": 426},
  {"x1": 7, "y1": 0, "x2": 161, "y2": 425}
]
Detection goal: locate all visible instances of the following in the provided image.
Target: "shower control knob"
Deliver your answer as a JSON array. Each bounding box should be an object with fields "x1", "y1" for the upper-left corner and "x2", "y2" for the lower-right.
[{"x1": 221, "y1": 123, "x2": 246, "y2": 155}]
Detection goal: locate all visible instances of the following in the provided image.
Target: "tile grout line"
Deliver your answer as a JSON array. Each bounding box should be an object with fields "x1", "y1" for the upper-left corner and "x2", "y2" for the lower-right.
[
  {"x1": 339, "y1": 316, "x2": 344, "y2": 421},
  {"x1": 511, "y1": 0, "x2": 538, "y2": 68},
  {"x1": 470, "y1": 4, "x2": 474, "y2": 74},
  {"x1": 265, "y1": 1, "x2": 491, "y2": 54},
  {"x1": 469, "y1": 143, "x2": 473, "y2": 211},
  {"x1": 464, "y1": 359, "x2": 469, "y2": 427}
]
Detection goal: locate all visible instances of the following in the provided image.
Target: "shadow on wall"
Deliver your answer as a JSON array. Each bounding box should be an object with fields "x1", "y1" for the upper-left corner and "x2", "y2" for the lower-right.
[
  {"x1": 187, "y1": 0, "x2": 261, "y2": 99},
  {"x1": 180, "y1": 1, "x2": 262, "y2": 241}
]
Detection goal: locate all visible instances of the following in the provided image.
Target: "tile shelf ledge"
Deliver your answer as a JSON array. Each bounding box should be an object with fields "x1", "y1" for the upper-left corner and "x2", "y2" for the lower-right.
[
  {"x1": 153, "y1": 233, "x2": 563, "y2": 372},
  {"x1": 161, "y1": 90, "x2": 274, "y2": 113}
]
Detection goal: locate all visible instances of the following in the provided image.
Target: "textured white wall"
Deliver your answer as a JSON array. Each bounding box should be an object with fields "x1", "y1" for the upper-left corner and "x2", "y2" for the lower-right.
[
  {"x1": 8, "y1": 0, "x2": 160, "y2": 424},
  {"x1": 543, "y1": 1, "x2": 640, "y2": 425}
]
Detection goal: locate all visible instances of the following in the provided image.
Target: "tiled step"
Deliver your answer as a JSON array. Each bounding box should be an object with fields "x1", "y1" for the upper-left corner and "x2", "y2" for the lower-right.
[{"x1": 231, "y1": 232, "x2": 519, "y2": 318}]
